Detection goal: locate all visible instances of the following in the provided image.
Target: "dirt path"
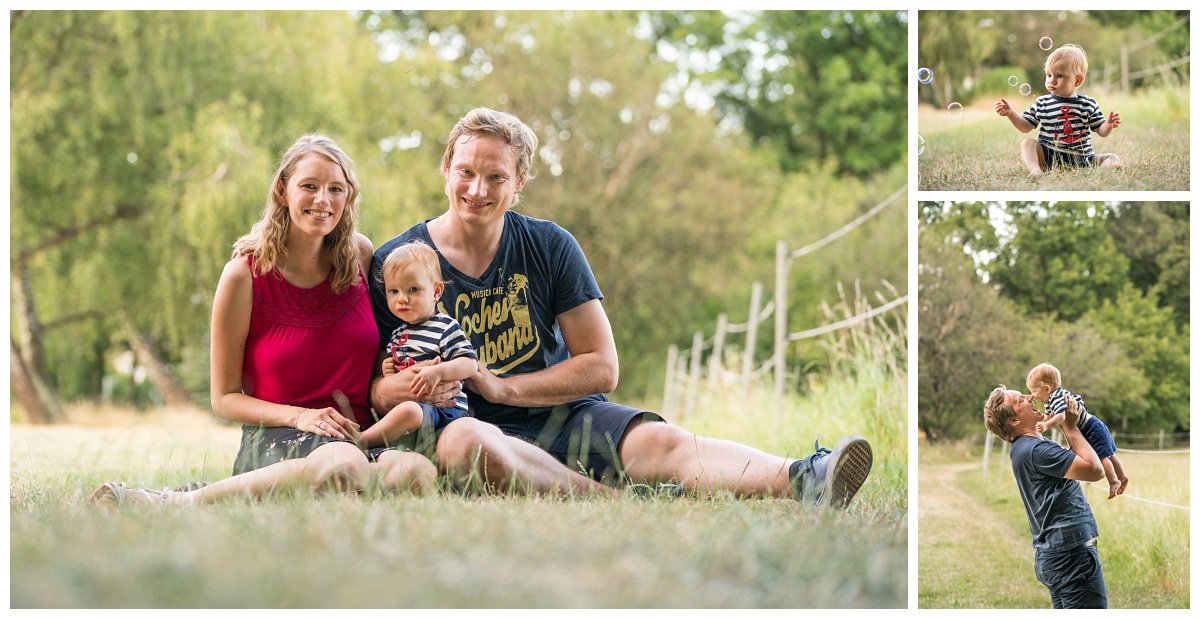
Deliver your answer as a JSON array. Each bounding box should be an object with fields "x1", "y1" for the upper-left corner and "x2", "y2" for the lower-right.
[{"x1": 918, "y1": 461, "x2": 1037, "y2": 607}]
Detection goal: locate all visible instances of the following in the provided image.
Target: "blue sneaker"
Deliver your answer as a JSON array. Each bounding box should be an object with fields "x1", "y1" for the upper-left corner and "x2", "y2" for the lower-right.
[{"x1": 789, "y1": 435, "x2": 872, "y2": 508}]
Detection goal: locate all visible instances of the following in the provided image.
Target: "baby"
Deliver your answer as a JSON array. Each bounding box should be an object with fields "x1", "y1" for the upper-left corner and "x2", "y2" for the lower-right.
[
  {"x1": 360, "y1": 240, "x2": 478, "y2": 449},
  {"x1": 1026, "y1": 363, "x2": 1128, "y2": 499},
  {"x1": 995, "y1": 43, "x2": 1123, "y2": 176}
]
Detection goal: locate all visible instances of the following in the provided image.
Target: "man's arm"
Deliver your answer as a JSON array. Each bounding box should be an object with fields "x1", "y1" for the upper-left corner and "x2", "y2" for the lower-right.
[
  {"x1": 465, "y1": 299, "x2": 618, "y2": 408},
  {"x1": 1061, "y1": 396, "x2": 1104, "y2": 482},
  {"x1": 369, "y1": 353, "x2": 460, "y2": 412}
]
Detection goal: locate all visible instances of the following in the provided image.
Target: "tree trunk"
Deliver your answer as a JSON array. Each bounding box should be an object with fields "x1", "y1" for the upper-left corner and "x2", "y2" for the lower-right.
[
  {"x1": 10, "y1": 339, "x2": 65, "y2": 424},
  {"x1": 123, "y1": 316, "x2": 194, "y2": 408},
  {"x1": 10, "y1": 265, "x2": 65, "y2": 424}
]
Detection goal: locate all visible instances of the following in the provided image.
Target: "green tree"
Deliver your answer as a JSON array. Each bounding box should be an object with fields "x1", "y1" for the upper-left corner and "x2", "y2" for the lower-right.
[
  {"x1": 988, "y1": 203, "x2": 1129, "y2": 322},
  {"x1": 1083, "y1": 284, "x2": 1189, "y2": 432},
  {"x1": 918, "y1": 229, "x2": 1023, "y2": 441},
  {"x1": 650, "y1": 10, "x2": 908, "y2": 177}
]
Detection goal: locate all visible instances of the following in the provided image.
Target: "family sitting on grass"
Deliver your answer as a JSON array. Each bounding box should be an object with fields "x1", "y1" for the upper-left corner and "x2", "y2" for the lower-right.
[
  {"x1": 994, "y1": 43, "x2": 1123, "y2": 176},
  {"x1": 91, "y1": 108, "x2": 873, "y2": 509},
  {"x1": 982, "y1": 361, "x2": 1130, "y2": 609}
]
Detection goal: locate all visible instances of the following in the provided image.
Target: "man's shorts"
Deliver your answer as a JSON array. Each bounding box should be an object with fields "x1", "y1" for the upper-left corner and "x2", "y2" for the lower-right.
[
  {"x1": 485, "y1": 395, "x2": 664, "y2": 485},
  {"x1": 1040, "y1": 142, "x2": 1095, "y2": 169},
  {"x1": 1079, "y1": 415, "x2": 1117, "y2": 461}
]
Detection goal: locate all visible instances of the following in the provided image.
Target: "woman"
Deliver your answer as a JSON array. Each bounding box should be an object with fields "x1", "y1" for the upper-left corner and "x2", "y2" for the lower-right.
[{"x1": 91, "y1": 134, "x2": 436, "y2": 505}]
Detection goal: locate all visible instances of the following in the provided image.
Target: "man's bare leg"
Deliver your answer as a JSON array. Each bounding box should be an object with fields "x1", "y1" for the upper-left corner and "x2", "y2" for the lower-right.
[
  {"x1": 617, "y1": 420, "x2": 792, "y2": 497},
  {"x1": 435, "y1": 417, "x2": 616, "y2": 497}
]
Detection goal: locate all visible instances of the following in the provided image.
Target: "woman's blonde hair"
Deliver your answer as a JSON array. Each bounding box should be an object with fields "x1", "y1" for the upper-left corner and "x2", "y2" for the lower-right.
[{"x1": 232, "y1": 134, "x2": 363, "y2": 293}]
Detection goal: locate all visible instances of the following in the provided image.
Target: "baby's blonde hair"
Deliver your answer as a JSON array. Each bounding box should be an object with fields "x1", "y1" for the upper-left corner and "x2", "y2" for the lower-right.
[
  {"x1": 1025, "y1": 363, "x2": 1062, "y2": 390},
  {"x1": 380, "y1": 240, "x2": 443, "y2": 289},
  {"x1": 1045, "y1": 43, "x2": 1088, "y2": 77}
]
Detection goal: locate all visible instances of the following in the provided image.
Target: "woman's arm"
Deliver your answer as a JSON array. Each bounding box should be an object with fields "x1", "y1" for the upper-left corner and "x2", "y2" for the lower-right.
[{"x1": 209, "y1": 256, "x2": 356, "y2": 438}]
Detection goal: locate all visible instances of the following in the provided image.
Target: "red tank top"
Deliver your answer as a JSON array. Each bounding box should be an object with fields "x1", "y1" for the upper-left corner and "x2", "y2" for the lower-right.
[{"x1": 242, "y1": 256, "x2": 377, "y2": 428}]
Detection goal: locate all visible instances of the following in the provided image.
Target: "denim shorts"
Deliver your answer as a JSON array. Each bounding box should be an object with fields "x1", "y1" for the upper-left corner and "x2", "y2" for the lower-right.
[
  {"x1": 1080, "y1": 415, "x2": 1117, "y2": 460},
  {"x1": 1034, "y1": 544, "x2": 1108, "y2": 608},
  {"x1": 1039, "y1": 142, "x2": 1094, "y2": 169},
  {"x1": 487, "y1": 396, "x2": 664, "y2": 485}
]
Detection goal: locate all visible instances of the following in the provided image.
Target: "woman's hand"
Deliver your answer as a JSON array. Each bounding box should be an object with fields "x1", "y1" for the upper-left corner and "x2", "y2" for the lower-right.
[{"x1": 294, "y1": 406, "x2": 360, "y2": 441}]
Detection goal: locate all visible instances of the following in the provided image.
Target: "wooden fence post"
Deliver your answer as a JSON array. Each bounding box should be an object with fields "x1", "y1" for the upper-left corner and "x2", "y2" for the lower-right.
[
  {"x1": 742, "y1": 281, "x2": 762, "y2": 394},
  {"x1": 685, "y1": 331, "x2": 703, "y2": 420},
  {"x1": 663, "y1": 344, "x2": 678, "y2": 419},
  {"x1": 1121, "y1": 44, "x2": 1130, "y2": 94},
  {"x1": 983, "y1": 432, "x2": 993, "y2": 478},
  {"x1": 707, "y1": 314, "x2": 728, "y2": 395},
  {"x1": 774, "y1": 241, "x2": 788, "y2": 432}
]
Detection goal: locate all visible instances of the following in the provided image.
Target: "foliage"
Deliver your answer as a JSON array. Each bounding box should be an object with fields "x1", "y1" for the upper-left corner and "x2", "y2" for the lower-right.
[
  {"x1": 917, "y1": 10, "x2": 1191, "y2": 108},
  {"x1": 988, "y1": 202, "x2": 1129, "y2": 321},
  {"x1": 649, "y1": 10, "x2": 909, "y2": 177},
  {"x1": 917, "y1": 229, "x2": 1023, "y2": 441}
]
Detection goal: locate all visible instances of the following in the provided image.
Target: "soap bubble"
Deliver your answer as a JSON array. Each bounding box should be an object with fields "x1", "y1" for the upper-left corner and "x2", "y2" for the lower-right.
[
  {"x1": 917, "y1": 135, "x2": 925, "y2": 156},
  {"x1": 946, "y1": 102, "x2": 964, "y2": 119},
  {"x1": 917, "y1": 68, "x2": 933, "y2": 84},
  {"x1": 1039, "y1": 37, "x2": 1053, "y2": 51},
  {"x1": 1020, "y1": 83, "x2": 1032, "y2": 96},
  {"x1": 1008, "y1": 75, "x2": 1019, "y2": 87}
]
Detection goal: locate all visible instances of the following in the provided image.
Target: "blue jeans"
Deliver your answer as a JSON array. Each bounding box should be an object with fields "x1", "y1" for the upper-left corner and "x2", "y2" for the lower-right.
[{"x1": 1034, "y1": 545, "x2": 1108, "y2": 608}]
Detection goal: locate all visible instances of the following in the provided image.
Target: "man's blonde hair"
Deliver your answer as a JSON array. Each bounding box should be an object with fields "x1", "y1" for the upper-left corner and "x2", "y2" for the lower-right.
[
  {"x1": 983, "y1": 385, "x2": 1019, "y2": 443},
  {"x1": 1045, "y1": 43, "x2": 1088, "y2": 77},
  {"x1": 441, "y1": 107, "x2": 538, "y2": 205},
  {"x1": 1026, "y1": 363, "x2": 1062, "y2": 391}
]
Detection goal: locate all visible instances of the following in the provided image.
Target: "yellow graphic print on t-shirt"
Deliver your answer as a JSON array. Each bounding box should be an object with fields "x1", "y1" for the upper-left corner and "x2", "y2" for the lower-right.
[{"x1": 441, "y1": 272, "x2": 540, "y2": 375}]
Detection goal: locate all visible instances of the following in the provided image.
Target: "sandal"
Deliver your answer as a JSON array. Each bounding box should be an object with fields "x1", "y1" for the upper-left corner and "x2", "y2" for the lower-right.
[
  {"x1": 171, "y1": 481, "x2": 210, "y2": 493},
  {"x1": 89, "y1": 482, "x2": 168, "y2": 507}
]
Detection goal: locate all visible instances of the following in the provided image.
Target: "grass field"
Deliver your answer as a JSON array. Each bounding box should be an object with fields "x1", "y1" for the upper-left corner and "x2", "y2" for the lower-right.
[
  {"x1": 917, "y1": 86, "x2": 1190, "y2": 191},
  {"x1": 918, "y1": 440, "x2": 1189, "y2": 609},
  {"x1": 9, "y1": 328, "x2": 907, "y2": 609}
]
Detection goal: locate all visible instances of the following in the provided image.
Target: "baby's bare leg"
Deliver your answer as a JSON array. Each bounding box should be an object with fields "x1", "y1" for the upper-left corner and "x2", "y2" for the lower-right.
[
  {"x1": 360, "y1": 402, "x2": 425, "y2": 447},
  {"x1": 1102, "y1": 457, "x2": 1120, "y2": 499},
  {"x1": 1109, "y1": 453, "x2": 1129, "y2": 495},
  {"x1": 1094, "y1": 153, "x2": 1123, "y2": 169},
  {"x1": 1020, "y1": 138, "x2": 1046, "y2": 176}
]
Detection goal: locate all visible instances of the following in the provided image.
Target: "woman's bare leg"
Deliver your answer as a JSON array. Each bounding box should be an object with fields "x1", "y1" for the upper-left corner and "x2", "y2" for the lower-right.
[
  {"x1": 373, "y1": 449, "x2": 438, "y2": 496},
  {"x1": 164, "y1": 441, "x2": 371, "y2": 505}
]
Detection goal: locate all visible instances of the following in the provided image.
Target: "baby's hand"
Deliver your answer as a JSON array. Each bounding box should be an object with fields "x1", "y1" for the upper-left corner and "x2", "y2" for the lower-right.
[
  {"x1": 381, "y1": 357, "x2": 396, "y2": 376},
  {"x1": 409, "y1": 365, "x2": 443, "y2": 398},
  {"x1": 1107, "y1": 110, "x2": 1121, "y2": 129},
  {"x1": 995, "y1": 98, "x2": 1012, "y2": 116},
  {"x1": 1035, "y1": 421, "x2": 1047, "y2": 434}
]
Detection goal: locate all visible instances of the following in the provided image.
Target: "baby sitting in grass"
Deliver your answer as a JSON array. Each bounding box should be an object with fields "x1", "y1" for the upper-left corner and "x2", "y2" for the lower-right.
[
  {"x1": 995, "y1": 43, "x2": 1123, "y2": 176},
  {"x1": 1026, "y1": 363, "x2": 1128, "y2": 499}
]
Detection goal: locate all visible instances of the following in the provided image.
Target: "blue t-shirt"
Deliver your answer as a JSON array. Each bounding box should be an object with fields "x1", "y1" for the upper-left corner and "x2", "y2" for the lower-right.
[
  {"x1": 371, "y1": 211, "x2": 603, "y2": 423},
  {"x1": 1010, "y1": 435, "x2": 1099, "y2": 553}
]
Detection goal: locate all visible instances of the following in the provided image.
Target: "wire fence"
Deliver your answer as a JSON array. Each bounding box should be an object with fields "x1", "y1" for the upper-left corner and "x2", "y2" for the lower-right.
[
  {"x1": 1102, "y1": 14, "x2": 1191, "y2": 92},
  {"x1": 662, "y1": 184, "x2": 907, "y2": 427}
]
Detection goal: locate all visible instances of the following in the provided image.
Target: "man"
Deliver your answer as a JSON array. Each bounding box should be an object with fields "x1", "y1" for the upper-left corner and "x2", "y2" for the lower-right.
[
  {"x1": 983, "y1": 385, "x2": 1108, "y2": 608},
  {"x1": 369, "y1": 107, "x2": 872, "y2": 507}
]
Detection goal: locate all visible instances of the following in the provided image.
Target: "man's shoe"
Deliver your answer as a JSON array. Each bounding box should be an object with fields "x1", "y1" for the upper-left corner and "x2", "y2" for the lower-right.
[
  {"x1": 789, "y1": 435, "x2": 872, "y2": 508},
  {"x1": 627, "y1": 482, "x2": 687, "y2": 500}
]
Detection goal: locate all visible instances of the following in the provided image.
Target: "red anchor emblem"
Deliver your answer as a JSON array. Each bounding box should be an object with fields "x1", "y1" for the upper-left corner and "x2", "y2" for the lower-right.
[{"x1": 1056, "y1": 105, "x2": 1081, "y2": 145}]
